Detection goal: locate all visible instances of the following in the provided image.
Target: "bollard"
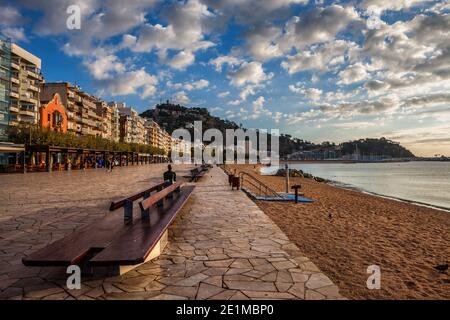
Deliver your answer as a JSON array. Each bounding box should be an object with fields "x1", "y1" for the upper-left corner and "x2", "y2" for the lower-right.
[{"x1": 291, "y1": 184, "x2": 301, "y2": 203}]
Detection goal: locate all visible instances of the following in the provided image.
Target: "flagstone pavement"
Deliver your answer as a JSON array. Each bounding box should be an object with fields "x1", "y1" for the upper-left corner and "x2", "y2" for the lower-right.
[{"x1": 0, "y1": 165, "x2": 344, "y2": 300}]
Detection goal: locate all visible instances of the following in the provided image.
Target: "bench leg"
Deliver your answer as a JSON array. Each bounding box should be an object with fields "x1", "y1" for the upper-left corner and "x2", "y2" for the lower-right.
[
  {"x1": 142, "y1": 191, "x2": 151, "y2": 220},
  {"x1": 124, "y1": 199, "x2": 133, "y2": 223}
]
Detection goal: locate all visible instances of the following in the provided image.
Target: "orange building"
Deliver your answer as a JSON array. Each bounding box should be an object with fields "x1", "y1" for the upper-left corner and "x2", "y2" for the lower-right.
[{"x1": 39, "y1": 93, "x2": 68, "y2": 133}]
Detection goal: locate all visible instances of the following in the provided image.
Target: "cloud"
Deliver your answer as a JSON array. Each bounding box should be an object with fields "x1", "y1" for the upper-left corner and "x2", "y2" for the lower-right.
[
  {"x1": 218, "y1": 91, "x2": 230, "y2": 98},
  {"x1": 168, "y1": 50, "x2": 195, "y2": 70},
  {"x1": 83, "y1": 54, "x2": 126, "y2": 80},
  {"x1": 0, "y1": 5, "x2": 27, "y2": 41},
  {"x1": 281, "y1": 40, "x2": 360, "y2": 74},
  {"x1": 173, "y1": 91, "x2": 191, "y2": 105},
  {"x1": 239, "y1": 85, "x2": 258, "y2": 101},
  {"x1": 94, "y1": 68, "x2": 158, "y2": 98},
  {"x1": 337, "y1": 63, "x2": 369, "y2": 85},
  {"x1": 227, "y1": 100, "x2": 241, "y2": 106},
  {"x1": 209, "y1": 55, "x2": 242, "y2": 72},
  {"x1": 289, "y1": 84, "x2": 323, "y2": 101},
  {"x1": 360, "y1": 0, "x2": 433, "y2": 13},
  {"x1": 247, "y1": 96, "x2": 272, "y2": 120},
  {"x1": 167, "y1": 79, "x2": 209, "y2": 91},
  {"x1": 228, "y1": 62, "x2": 273, "y2": 87},
  {"x1": 203, "y1": 0, "x2": 309, "y2": 26},
  {"x1": 128, "y1": 0, "x2": 215, "y2": 69},
  {"x1": 243, "y1": 24, "x2": 283, "y2": 61},
  {"x1": 279, "y1": 5, "x2": 361, "y2": 52},
  {"x1": 1, "y1": 27, "x2": 27, "y2": 41}
]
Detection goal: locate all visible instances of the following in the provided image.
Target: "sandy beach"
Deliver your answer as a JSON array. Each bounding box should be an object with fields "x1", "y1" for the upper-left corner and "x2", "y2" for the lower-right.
[{"x1": 226, "y1": 164, "x2": 450, "y2": 299}]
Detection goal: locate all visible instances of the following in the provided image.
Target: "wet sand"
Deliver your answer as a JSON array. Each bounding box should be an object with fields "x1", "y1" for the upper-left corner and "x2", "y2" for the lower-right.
[{"x1": 227, "y1": 164, "x2": 450, "y2": 299}]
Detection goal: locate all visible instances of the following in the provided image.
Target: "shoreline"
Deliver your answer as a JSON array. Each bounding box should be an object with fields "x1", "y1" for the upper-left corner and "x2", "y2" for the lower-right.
[
  {"x1": 227, "y1": 164, "x2": 450, "y2": 300},
  {"x1": 260, "y1": 165, "x2": 450, "y2": 212},
  {"x1": 325, "y1": 180, "x2": 450, "y2": 213}
]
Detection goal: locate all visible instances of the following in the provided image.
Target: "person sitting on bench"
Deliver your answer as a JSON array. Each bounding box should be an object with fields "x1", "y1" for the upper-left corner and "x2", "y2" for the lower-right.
[{"x1": 163, "y1": 164, "x2": 177, "y2": 185}]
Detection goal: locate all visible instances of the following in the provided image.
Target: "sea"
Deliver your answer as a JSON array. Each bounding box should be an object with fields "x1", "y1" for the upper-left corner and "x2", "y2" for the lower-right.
[{"x1": 260, "y1": 161, "x2": 450, "y2": 211}]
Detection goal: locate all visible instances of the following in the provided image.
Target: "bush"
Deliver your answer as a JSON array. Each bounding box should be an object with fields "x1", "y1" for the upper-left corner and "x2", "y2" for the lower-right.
[{"x1": 7, "y1": 124, "x2": 166, "y2": 155}]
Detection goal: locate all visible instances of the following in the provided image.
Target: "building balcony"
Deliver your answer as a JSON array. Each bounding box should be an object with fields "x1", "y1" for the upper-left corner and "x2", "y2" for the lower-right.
[
  {"x1": 11, "y1": 77, "x2": 20, "y2": 84},
  {"x1": 9, "y1": 105, "x2": 19, "y2": 113},
  {"x1": 26, "y1": 70, "x2": 41, "y2": 80},
  {"x1": 10, "y1": 91, "x2": 19, "y2": 99},
  {"x1": 82, "y1": 100, "x2": 96, "y2": 109},
  {"x1": 11, "y1": 62, "x2": 20, "y2": 70},
  {"x1": 28, "y1": 84, "x2": 39, "y2": 92},
  {"x1": 21, "y1": 95, "x2": 38, "y2": 105},
  {"x1": 20, "y1": 110, "x2": 35, "y2": 118}
]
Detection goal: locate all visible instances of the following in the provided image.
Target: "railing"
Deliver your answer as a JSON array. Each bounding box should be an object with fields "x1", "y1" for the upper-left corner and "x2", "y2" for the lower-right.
[{"x1": 238, "y1": 171, "x2": 285, "y2": 199}]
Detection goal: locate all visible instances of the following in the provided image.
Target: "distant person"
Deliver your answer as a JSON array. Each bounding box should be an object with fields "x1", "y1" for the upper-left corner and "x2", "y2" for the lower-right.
[{"x1": 163, "y1": 164, "x2": 177, "y2": 185}]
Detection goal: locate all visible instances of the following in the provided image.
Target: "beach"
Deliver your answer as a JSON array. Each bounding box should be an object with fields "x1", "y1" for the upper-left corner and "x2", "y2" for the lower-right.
[{"x1": 226, "y1": 164, "x2": 450, "y2": 299}]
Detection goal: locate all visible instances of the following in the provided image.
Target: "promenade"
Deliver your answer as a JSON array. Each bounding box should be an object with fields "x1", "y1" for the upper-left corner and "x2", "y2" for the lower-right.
[{"x1": 0, "y1": 165, "x2": 343, "y2": 300}]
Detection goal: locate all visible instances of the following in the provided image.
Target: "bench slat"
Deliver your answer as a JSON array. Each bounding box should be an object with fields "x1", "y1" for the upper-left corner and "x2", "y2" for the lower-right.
[
  {"x1": 90, "y1": 185, "x2": 195, "y2": 265},
  {"x1": 22, "y1": 211, "x2": 127, "y2": 266},
  {"x1": 139, "y1": 181, "x2": 183, "y2": 211},
  {"x1": 109, "y1": 181, "x2": 169, "y2": 211}
]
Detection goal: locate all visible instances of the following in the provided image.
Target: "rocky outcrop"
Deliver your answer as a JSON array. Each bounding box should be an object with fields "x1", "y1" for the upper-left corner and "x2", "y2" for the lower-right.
[{"x1": 274, "y1": 168, "x2": 304, "y2": 177}]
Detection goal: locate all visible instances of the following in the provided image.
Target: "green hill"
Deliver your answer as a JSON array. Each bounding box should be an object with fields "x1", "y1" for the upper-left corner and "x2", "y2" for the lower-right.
[{"x1": 140, "y1": 102, "x2": 415, "y2": 158}]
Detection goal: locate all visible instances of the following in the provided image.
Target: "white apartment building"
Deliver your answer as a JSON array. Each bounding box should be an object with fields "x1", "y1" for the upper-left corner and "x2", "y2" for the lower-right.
[{"x1": 9, "y1": 43, "x2": 43, "y2": 125}]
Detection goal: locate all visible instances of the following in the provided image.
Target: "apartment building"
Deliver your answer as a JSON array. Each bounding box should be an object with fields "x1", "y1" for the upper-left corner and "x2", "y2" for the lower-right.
[
  {"x1": 145, "y1": 119, "x2": 163, "y2": 148},
  {"x1": 41, "y1": 82, "x2": 103, "y2": 137},
  {"x1": 144, "y1": 119, "x2": 172, "y2": 153},
  {"x1": 162, "y1": 129, "x2": 172, "y2": 153},
  {"x1": 0, "y1": 35, "x2": 11, "y2": 140},
  {"x1": 118, "y1": 106, "x2": 146, "y2": 144},
  {"x1": 95, "y1": 100, "x2": 112, "y2": 140},
  {"x1": 107, "y1": 102, "x2": 121, "y2": 142},
  {"x1": 9, "y1": 43, "x2": 43, "y2": 126}
]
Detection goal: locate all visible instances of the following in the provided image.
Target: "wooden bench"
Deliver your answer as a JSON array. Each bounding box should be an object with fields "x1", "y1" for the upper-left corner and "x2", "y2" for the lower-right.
[
  {"x1": 183, "y1": 165, "x2": 210, "y2": 182},
  {"x1": 22, "y1": 181, "x2": 195, "y2": 275}
]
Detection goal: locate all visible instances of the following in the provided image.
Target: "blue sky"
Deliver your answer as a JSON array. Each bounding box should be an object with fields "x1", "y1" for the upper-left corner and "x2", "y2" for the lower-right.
[{"x1": 1, "y1": 0, "x2": 449, "y2": 156}]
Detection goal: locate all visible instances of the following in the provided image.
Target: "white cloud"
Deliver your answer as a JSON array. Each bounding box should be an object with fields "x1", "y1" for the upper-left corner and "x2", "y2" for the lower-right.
[
  {"x1": 360, "y1": 0, "x2": 433, "y2": 13},
  {"x1": 168, "y1": 79, "x2": 209, "y2": 91},
  {"x1": 279, "y1": 5, "x2": 361, "y2": 52},
  {"x1": 218, "y1": 91, "x2": 230, "y2": 98},
  {"x1": 0, "y1": 5, "x2": 27, "y2": 41},
  {"x1": 94, "y1": 68, "x2": 158, "y2": 98},
  {"x1": 128, "y1": 0, "x2": 215, "y2": 69},
  {"x1": 289, "y1": 84, "x2": 323, "y2": 101},
  {"x1": 168, "y1": 50, "x2": 195, "y2": 70},
  {"x1": 228, "y1": 62, "x2": 273, "y2": 87},
  {"x1": 281, "y1": 40, "x2": 360, "y2": 74},
  {"x1": 244, "y1": 24, "x2": 283, "y2": 61},
  {"x1": 84, "y1": 54, "x2": 126, "y2": 80},
  {"x1": 247, "y1": 96, "x2": 272, "y2": 120},
  {"x1": 227, "y1": 100, "x2": 241, "y2": 106},
  {"x1": 239, "y1": 85, "x2": 257, "y2": 101},
  {"x1": 337, "y1": 63, "x2": 369, "y2": 85},
  {"x1": 173, "y1": 91, "x2": 191, "y2": 105},
  {"x1": 209, "y1": 55, "x2": 242, "y2": 72}
]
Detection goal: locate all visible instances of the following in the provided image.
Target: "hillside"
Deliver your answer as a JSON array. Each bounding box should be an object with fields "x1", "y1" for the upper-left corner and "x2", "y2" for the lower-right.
[{"x1": 140, "y1": 102, "x2": 415, "y2": 158}]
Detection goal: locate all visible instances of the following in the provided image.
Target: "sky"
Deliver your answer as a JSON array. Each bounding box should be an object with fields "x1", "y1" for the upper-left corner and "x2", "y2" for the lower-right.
[{"x1": 1, "y1": 0, "x2": 449, "y2": 157}]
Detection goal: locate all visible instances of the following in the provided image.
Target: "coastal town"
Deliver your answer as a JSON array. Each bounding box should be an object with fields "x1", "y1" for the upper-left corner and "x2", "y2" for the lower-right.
[
  {"x1": 0, "y1": 0, "x2": 449, "y2": 309},
  {"x1": 0, "y1": 38, "x2": 190, "y2": 172}
]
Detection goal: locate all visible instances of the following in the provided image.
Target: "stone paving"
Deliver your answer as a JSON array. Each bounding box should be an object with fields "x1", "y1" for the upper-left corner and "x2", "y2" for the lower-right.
[{"x1": 0, "y1": 165, "x2": 344, "y2": 300}]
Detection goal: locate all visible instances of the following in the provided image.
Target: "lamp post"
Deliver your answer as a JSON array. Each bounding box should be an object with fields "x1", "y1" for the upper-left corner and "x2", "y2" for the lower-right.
[{"x1": 285, "y1": 163, "x2": 290, "y2": 193}]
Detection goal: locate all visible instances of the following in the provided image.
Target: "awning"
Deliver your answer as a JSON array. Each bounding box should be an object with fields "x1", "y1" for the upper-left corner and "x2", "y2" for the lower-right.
[{"x1": 0, "y1": 142, "x2": 25, "y2": 153}]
